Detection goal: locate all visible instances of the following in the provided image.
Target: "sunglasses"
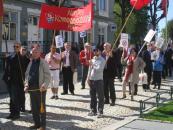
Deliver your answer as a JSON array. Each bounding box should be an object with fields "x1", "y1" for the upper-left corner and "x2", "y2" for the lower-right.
[{"x1": 14, "y1": 45, "x2": 20, "y2": 48}]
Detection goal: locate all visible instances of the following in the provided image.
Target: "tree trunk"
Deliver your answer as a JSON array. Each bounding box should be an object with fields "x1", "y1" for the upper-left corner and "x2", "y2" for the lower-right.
[{"x1": 121, "y1": 0, "x2": 126, "y2": 32}]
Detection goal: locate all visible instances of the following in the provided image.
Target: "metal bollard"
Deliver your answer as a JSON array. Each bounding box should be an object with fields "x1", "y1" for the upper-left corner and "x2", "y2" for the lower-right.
[
  {"x1": 156, "y1": 93, "x2": 160, "y2": 107},
  {"x1": 139, "y1": 100, "x2": 143, "y2": 117},
  {"x1": 170, "y1": 86, "x2": 173, "y2": 100}
]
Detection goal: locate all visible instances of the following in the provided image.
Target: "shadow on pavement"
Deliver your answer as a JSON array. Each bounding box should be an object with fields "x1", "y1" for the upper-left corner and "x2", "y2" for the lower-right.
[
  {"x1": 46, "y1": 105, "x2": 90, "y2": 112},
  {"x1": 59, "y1": 98, "x2": 90, "y2": 103}
]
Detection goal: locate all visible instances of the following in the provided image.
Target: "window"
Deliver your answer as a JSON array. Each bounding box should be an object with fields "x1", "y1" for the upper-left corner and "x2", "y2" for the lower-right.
[
  {"x1": 99, "y1": 0, "x2": 108, "y2": 17},
  {"x1": 64, "y1": 32, "x2": 68, "y2": 42},
  {"x1": 28, "y1": 15, "x2": 38, "y2": 25},
  {"x1": 98, "y1": 27, "x2": 105, "y2": 44},
  {"x1": 93, "y1": 0, "x2": 97, "y2": 11},
  {"x1": 2, "y1": 11, "x2": 17, "y2": 41},
  {"x1": 99, "y1": 0, "x2": 106, "y2": 11},
  {"x1": 71, "y1": 32, "x2": 75, "y2": 42}
]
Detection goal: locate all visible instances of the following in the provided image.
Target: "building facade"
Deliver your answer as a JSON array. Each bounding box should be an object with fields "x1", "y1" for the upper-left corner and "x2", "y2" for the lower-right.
[{"x1": 0, "y1": 0, "x2": 115, "y2": 92}]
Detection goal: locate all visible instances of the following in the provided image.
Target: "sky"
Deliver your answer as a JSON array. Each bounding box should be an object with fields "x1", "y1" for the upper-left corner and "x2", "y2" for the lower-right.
[{"x1": 158, "y1": 0, "x2": 173, "y2": 31}]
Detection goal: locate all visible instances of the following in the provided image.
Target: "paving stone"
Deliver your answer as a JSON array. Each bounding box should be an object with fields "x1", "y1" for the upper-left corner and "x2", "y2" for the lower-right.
[{"x1": 0, "y1": 78, "x2": 172, "y2": 130}]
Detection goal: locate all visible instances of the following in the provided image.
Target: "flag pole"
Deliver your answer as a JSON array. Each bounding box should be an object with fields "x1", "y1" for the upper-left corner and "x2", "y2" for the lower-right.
[
  {"x1": 0, "y1": 0, "x2": 4, "y2": 53},
  {"x1": 52, "y1": 0, "x2": 62, "y2": 46},
  {"x1": 165, "y1": 0, "x2": 168, "y2": 46}
]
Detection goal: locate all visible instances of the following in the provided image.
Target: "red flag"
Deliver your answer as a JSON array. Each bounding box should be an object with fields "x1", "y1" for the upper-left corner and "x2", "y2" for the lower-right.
[
  {"x1": 39, "y1": 3, "x2": 93, "y2": 32},
  {"x1": 0, "y1": 0, "x2": 3, "y2": 19},
  {"x1": 159, "y1": 0, "x2": 169, "y2": 16},
  {"x1": 130, "y1": 0, "x2": 151, "y2": 10},
  {"x1": 144, "y1": 0, "x2": 152, "y2": 5}
]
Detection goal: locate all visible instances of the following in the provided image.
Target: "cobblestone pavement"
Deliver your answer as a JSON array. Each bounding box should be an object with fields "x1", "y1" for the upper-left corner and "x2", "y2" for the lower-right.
[{"x1": 0, "y1": 78, "x2": 173, "y2": 130}]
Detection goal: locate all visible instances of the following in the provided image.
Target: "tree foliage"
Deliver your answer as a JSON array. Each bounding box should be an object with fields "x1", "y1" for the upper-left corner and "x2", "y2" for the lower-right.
[{"x1": 114, "y1": 0, "x2": 149, "y2": 44}]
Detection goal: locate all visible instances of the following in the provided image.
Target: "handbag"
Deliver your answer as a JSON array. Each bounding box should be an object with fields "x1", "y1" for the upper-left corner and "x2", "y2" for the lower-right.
[{"x1": 139, "y1": 71, "x2": 148, "y2": 85}]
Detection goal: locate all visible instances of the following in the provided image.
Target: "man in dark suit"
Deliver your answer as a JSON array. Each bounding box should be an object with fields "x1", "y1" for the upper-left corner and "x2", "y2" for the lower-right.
[
  {"x1": 164, "y1": 44, "x2": 173, "y2": 77},
  {"x1": 61, "y1": 42, "x2": 78, "y2": 95},
  {"x1": 5, "y1": 43, "x2": 29, "y2": 120},
  {"x1": 102, "y1": 42, "x2": 117, "y2": 106}
]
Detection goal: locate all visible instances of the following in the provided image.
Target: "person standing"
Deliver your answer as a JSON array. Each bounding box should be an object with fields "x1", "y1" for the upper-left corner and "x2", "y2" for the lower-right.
[
  {"x1": 6, "y1": 43, "x2": 29, "y2": 120},
  {"x1": 114, "y1": 47, "x2": 123, "y2": 82},
  {"x1": 45, "y1": 45, "x2": 61, "y2": 100},
  {"x1": 102, "y1": 42, "x2": 117, "y2": 106},
  {"x1": 164, "y1": 44, "x2": 173, "y2": 77},
  {"x1": 24, "y1": 47, "x2": 51, "y2": 130},
  {"x1": 121, "y1": 48, "x2": 145, "y2": 100},
  {"x1": 79, "y1": 42, "x2": 94, "y2": 89},
  {"x1": 142, "y1": 43, "x2": 153, "y2": 90},
  {"x1": 87, "y1": 47, "x2": 106, "y2": 118},
  {"x1": 152, "y1": 48, "x2": 164, "y2": 89},
  {"x1": 19, "y1": 46, "x2": 30, "y2": 112},
  {"x1": 61, "y1": 42, "x2": 78, "y2": 95}
]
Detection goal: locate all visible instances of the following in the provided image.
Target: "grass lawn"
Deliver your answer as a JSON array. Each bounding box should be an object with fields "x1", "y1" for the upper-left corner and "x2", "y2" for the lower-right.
[{"x1": 144, "y1": 101, "x2": 173, "y2": 122}]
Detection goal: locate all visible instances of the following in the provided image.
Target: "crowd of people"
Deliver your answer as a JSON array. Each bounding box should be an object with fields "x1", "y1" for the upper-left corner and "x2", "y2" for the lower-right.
[{"x1": 2, "y1": 40, "x2": 173, "y2": 129}]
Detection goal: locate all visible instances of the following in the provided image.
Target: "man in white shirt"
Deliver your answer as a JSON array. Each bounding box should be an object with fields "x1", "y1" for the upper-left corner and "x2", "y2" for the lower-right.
[
  {"x1": 45, "y1": 45, "x2": 61, "y2": 99},
  {"x1": 87, "y1": 47, "x2": 106, "y2": 118},
  {"x1": 61, "y1": 42, "x2": 78, "y2": 95}
]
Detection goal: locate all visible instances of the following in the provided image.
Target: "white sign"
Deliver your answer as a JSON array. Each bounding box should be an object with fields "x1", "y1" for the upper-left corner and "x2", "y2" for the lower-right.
[
  {"x1": 80, "y1": 31, "x2": 86, "y2": 38},
  {"x1": 144, "y1": 29, "x2": 156, "y2": 43},
  {"x1": 55, "y1": 35, "x2": 64, "y2": 48},
  {"x1": 155, "y1": 37, "x2": 164, "y2": 49},
  {"x1": 119, "y1": 33, "x2": 128, "y2": 49}
]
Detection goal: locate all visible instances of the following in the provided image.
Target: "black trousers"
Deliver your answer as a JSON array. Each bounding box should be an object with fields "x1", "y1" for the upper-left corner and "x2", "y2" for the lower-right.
[
  {"x1": 62, "y1": 67, "x2": 74, "y2": 93},
  {"x1": 10, "y1": 84, "x2": 21, "y2": 116},
  {"x1": 165, "y1": 63, "x2": 172, "y2": 77},
  {"x1": 117, "y1": 64, "x2": 123, "y2": 79},
  {"x1": 30, "y1": 91, "x2": 46, "y2": 128},
  {"x1": 153, "y1": 71, "x2": 162, "y2": 87},
  {"x1": 103, "y1": 78, "x2": 116, "y2": 102},
  {"x1": 19, "y1": 84, "x2": 25, "y2": 110},
  {"x1": 144, "y1": 68, "x2": 152, "y2": 88},
  {"x1": 81, "y1": 66, "x2": 89, "y2": 88},
  {"x1": 89, "y1": 80, "x2": 104, "y2": 114}
]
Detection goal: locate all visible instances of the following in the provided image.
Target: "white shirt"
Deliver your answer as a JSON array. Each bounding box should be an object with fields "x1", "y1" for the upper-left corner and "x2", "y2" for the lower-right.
[{"x1": 64, "y1": 51, "x2": 70, "y2": 67}]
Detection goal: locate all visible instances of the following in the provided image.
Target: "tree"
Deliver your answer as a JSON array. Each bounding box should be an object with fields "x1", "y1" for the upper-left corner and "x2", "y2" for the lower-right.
[
  {"x1": 149, "y1": 0, "x2": 168, "y2": 31},
  {"x1": 130, "y1": 8, "x2": 149, "y2": 44},
  {"x1": 114, "y1": 1, "x2": 149, "y2": 44},
  {"x1": 114, "y1": 0, "x2": 132, "y2": 32}
]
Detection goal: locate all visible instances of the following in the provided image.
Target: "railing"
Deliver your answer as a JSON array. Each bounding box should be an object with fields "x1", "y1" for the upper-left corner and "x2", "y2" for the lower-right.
[{"x1": 139, "y1": 86, "x2": 173, "y2": 117}]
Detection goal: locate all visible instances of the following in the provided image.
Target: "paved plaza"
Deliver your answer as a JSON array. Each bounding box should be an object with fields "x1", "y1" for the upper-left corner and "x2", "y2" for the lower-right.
[{"x1": 0, "y1": 78, "x2": 173, "y2": 130}]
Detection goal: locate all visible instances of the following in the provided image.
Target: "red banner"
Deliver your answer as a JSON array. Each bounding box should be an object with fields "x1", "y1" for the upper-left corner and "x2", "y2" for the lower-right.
[
  {"x1": 39, "y1": 3, "x2": 93, "y2": 32},
  {"x1": 0, "y1": 0, "x2": 3, "y2": 18}
]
